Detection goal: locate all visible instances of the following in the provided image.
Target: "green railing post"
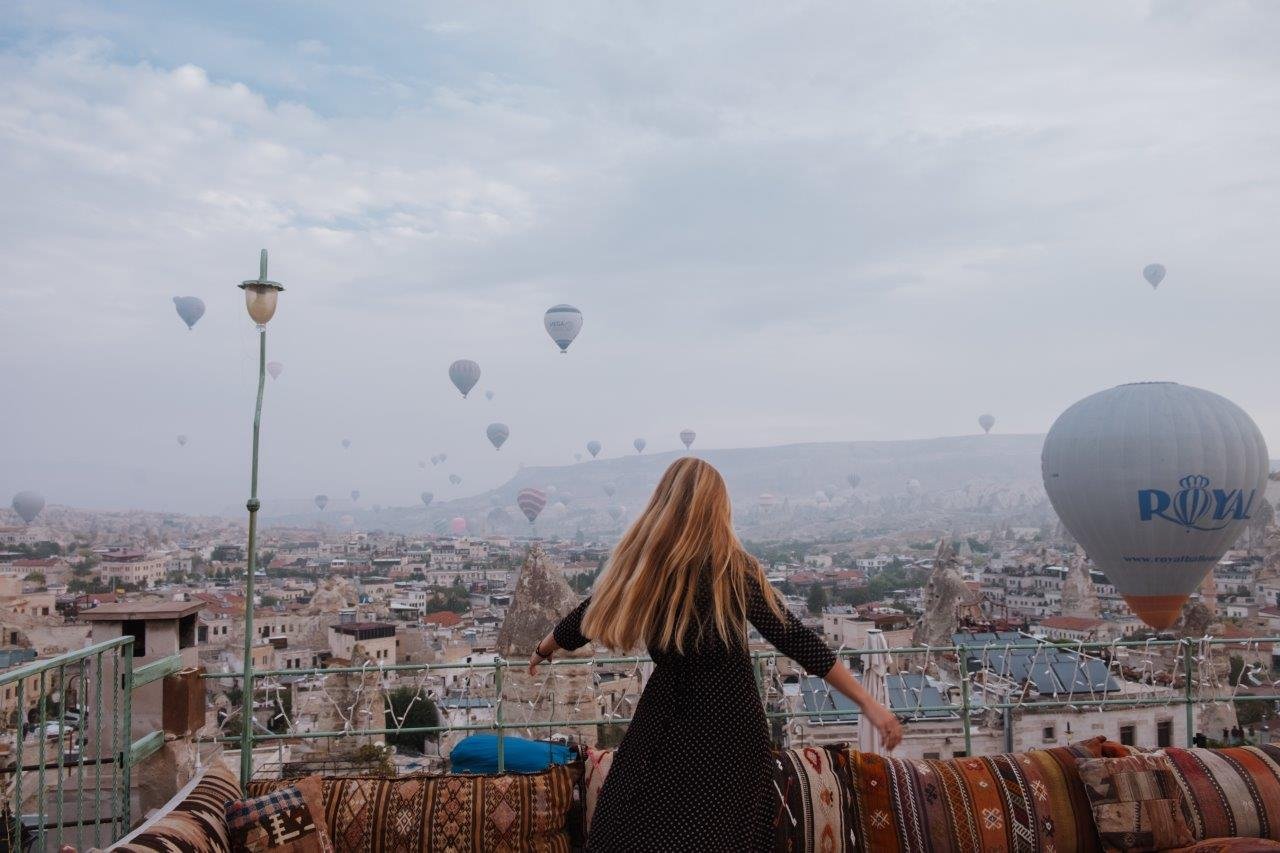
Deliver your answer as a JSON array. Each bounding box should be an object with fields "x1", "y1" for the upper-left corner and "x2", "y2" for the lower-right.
[
  {"x1": 1183, "y1": 639, "x2": 1195, "y2": 748},
  {"x1": 958, "y1": 644, "x2": 972, "y2": 756},
  {"x1": 13, "y1": 676, "x2": 24, "y2": 848},
  {"x1": 93, "y1": 651, "x2": 103, "y2": 850},
  {"x1": 120, "y1": 640, "x2": 133, "y2": 833},
  {"x1": 241, "y1": 320, "x2": 268, "y2": 790},
  {"x1": 495, "y1": 661, "x2": 505, "y2": 773}
]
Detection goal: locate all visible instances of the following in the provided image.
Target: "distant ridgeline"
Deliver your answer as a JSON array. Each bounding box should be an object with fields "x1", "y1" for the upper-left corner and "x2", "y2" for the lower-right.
[{"x1": 258, "y1": 433, "x2": 1059, "y2": 540}]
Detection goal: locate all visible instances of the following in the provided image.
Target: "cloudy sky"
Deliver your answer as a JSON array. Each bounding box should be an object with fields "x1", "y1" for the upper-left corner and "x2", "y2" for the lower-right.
[{"x1": 2, "y1": 1, "x2": 1278, "y2": 515}]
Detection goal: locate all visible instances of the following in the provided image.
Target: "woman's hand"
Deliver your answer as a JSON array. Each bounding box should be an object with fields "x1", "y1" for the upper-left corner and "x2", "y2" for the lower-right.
[
  {"x1": 528, "y1": 632, "x2": 559, "y2": 675},
  {"x1": 864, "y1": 704, "x2": 903, "y2": 751}
]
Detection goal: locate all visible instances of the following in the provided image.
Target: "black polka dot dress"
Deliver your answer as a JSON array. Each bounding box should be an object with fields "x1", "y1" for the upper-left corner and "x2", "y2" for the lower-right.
[{"x1": 552, "y1": 575, "x2": 836, "y2": 852}]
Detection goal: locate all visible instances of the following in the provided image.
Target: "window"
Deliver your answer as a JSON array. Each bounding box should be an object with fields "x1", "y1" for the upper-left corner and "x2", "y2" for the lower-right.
[
  {"x1": 923, "y1": 751, "x2": 940, "y2": 760},
  {"x1": 1042, "y1": 725, "x2": 1056, "y2": 742},
  {"x1": 1157, "y1": 720, "x2": 1173, "y2": 748},
  {"x1": 122, "y1": 620, "x2": 147, "y2": 657},
  {"x1": 1120, "y1": 724, "x2": 1136, "y2": 746}
]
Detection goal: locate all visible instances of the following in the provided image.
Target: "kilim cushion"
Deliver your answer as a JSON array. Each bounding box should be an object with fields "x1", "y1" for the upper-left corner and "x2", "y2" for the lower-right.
[
  {"x1": 1157, "y1": 745, "x2": 1280, "y2": 843},
  {"x1": 1166, "y1": 840, "x2": 1280, "y2": 852},
  {"x1": 772, "y1": 737, "x2": 1108, "y2": 853},
  {"x1": 226, "y1": 776, "x2": 334, "y2": 852},
  {"x1": 1078, "y1": 753, "x2": 1194, "y2": 852},
  {"x1": 248, "y1": 764, "x2": 577, "y2": 853},
  {"x1": 109, "y1": 760, "x2": 240, "y2": 852}
]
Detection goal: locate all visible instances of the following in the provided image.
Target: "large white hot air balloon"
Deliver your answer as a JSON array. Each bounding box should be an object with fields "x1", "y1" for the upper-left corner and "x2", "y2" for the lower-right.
[
  {"x1": 586, "y1": 441, "x2": 601, "y2": 458},
  {"x1": 978, "y1": 413, "x2": 995, "y2": 434},
  {"x1": 449, "y1": 360, "x2": 481, "y2": 398},
  {"x1": 518, "y1": 488, "x2": 548, "y2": 524},
  {"x1": 543, "y1": 304, "x2": 583, "y2": 354},
  {"x1": 11, "y1": 491, "x2": 44, "y2": 524},
  {"x1": 487, "y1": 423, "x2": 509, "y2": 450},
  {"x1": 680, "y1": 429, "x2": 696, "y2": 450},
  {"x1": 634, "y1": 438, "x2": 646, "y2": 454},
  {"x1": 266, "y1": 361, "x2": 283, "y2": 380},
  {"x1": 1143, "y1": 263, "x2": 1166, "y2": 289},
  {"x1": 173, "y1": 296, "x2": 205, "y2": 330},
  {"x1": 1042, "y1": 382, "x2": 1268, "y2": 630}
]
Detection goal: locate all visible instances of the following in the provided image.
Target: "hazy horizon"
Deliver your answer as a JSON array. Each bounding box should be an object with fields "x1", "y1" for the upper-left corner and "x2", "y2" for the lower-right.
[{"x1": 4, "y1": 2, "x2": 1279, "y2": 514}]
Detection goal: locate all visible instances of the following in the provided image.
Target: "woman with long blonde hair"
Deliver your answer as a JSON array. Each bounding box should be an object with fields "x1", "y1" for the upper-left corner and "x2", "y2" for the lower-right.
[{"x1": 530, "y1": 457, "x2": 901, "y2": 851}]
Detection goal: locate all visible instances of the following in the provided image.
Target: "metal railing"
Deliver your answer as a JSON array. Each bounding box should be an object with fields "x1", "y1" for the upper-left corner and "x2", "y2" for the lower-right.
[
  {"x1": 0, "y1": 637, "x2": 181, "y2": 852},
  {"x1": 202, "y1": 634, "x2": 1280, "y2": 780}
]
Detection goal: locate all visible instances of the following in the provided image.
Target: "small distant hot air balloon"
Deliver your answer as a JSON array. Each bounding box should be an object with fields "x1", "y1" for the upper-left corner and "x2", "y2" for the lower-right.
[
  {"x1": 420, "y1": 491, "x2": 433, "y2": 507},
  {"x1": 603, "y1": 483, "x2": 616, "y2": 498},
  {"x1": 543, "y1": 304, "x2": 583, "y2": 354},
  {"x1": 847, "y1": 473, "x2": 861, "y2": 490},
  {"x1": 419, "y1": 460, "x2": 426, "y2": 469},
  {"x1": 450, "y1": 517, "x2": 467, "y2": 536},
  {"x1": 173, "y1": 296, "x2": 205, "y2": 330},
  {"x1": 634, "y1": 438, "x2": 646, "y2": 454},
  {"x1": 906, "y1": 479, "x2": 922, "y2": 495},
  {"x1": 1042, "y1": 381, "x2": 1268, "y2": 630},
  {"x1": 431, "y1": 456, "x2": 440, "y2": 466},
  {"x1": 680, "y1": 429, "x2": 696, "y2": 450},
  {"x1": 314, "y1": 494, "x2": 329, "y2": 511},
  {"x1": 487, "y1": 423, "x2": 510, "y2": 450},
  {"x1": 574, "y1": 453, "x2": 582, "y2": 462},
  {"x1": 823, "y1": 485, "x2": 838, "y2": 501},
  {"x1": 1143, "y1": 263, "x2": 1166, "y2": 289},
  {"x1": 341, "y1": 438, "x2": 351, "y2": 450},
  {"x1": 266, "y1": 361, "x2": 283, "y2": 380},
  {"x1": 587, "y1": 441, "x2": 602, "y2": 459},
  {"x1": 449, "y1": 360, "x2": 481, "y2": 398},
  {"x1": 607, "y1": 505, "x2": 624, "y2": 522},
  {"x1": 350, "y1": 490, "x2": 360, "y2": 502},
  {"x1": 439, "y1": 453, "x2": 448, "y2": 463},
  {"x1": 518, "y1": 488, "x2": 548, "y2": 524},
  {"x1": 176, "y1": 435, "x2": 188, "y2": 447},
  {"x1": 11, "y1": 491, "x2": 45, "y2": 524},
  {"x1": 449, "y1": 474, "x2": 462, "y2": 486},
  {"x1": 485, "y1": 390, "x2": 495, "y2": 401},
  {"x1": 978, "y1": 413, "x2": 995, "y2": 434},
  {"x1": 432, "y1": 518, "x2": 449, "y2": 535}
]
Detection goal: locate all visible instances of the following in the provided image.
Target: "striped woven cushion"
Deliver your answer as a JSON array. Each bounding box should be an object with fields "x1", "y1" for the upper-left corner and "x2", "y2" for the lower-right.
[
  {"x1": 1157, "y1": 745, "x2": 1280, "y2": 842},
  {"x1": 248, "y1": 765, "x2": 576, "y2": 852},
  {"x1": 112, "y1": 761, "x2": 239, "y2": 852},
  {"x1": 773, "y1": 738, "x2": 1107, "y2": 853}
]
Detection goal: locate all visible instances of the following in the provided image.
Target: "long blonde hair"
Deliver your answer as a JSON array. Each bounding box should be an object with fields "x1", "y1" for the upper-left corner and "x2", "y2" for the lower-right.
[{"x1": 581, "y1": 457, "x2": 782, "y2": 653}]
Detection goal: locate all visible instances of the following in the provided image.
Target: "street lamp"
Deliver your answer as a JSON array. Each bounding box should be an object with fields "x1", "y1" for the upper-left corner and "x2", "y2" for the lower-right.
[{"x1": 238, "y1": 249, "x2": 284, "y2": 788}]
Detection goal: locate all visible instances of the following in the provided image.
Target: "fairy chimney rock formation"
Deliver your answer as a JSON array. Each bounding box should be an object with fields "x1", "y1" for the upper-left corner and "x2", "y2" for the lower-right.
[
  {"x1": 496, "y1": 544, "x2": 584, "y2": 657},
  {"x1": 1059, "y1": 550, "x2": 1101, "y2": 620},
  {"x1": 912, "y1": 540, "x2": 970, "y2": 648}
]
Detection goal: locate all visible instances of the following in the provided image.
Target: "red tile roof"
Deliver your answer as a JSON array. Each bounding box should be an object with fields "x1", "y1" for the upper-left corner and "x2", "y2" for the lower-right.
[{"x1": 422, "y1": 611, "x2": 462, "y2": 627}]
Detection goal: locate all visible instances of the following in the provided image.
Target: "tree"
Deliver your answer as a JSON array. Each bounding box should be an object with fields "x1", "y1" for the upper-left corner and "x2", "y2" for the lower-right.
[
  {"x1": 806, "y1": 584, "x2": 828, "y2": 615},
  {"x1": 384, "y1": 687, "x2": 442, "y2": 753},
  {"x1": 23, "y1": 572, "x2": 46, "y2": 585}
]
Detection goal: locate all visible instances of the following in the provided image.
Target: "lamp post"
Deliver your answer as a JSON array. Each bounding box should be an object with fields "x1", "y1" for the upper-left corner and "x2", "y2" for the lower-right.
[{"x1": 238, "y1": 249, "x2": 283, "y2": 788}]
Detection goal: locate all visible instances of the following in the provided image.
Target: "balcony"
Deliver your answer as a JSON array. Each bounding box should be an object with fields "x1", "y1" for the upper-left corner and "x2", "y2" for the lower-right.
[{"x1": 5, "y1": 634, "x2": 1279, "y2": 848}]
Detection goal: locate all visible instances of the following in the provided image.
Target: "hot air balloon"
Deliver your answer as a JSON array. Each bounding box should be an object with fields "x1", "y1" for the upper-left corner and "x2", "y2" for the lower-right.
[
  {"x1": 634, "y1": 438, "x2": 646, "y2": 454},
  {"x1": 847, "y1": 474, "x2": 861, "y2": 490},
  {"x1": 439, "y1": 453, "x2": 448, "y2": 463},
  {"x1": 978, "y1": 413, "x2": 995, "y2": 434},
  {"x1": 314, "y1": 495, "x2": 329, "y2": 511},
  {"x1": 432, "y1": 518, "x2": 449, "y2": 535},
  {"x1": 449, "y1": 360, "x2": 481, "y2": 398},
  {"x1": 680, "y1": 429, "x2": 696, "y2": 450},
  {"x1": 487, "y1": 422, "x2": 509, "y2": 450},
  {"x1": 485, "y1": 390, "x2": 495, "y2": 401},
  {"x1": 419, "y1": 460, "x2": 426, "y2": 469},
  {"x1": 431, "y1": 456, "x2": 440, "y2": 466},
  {"x1": 608, "y1": 505, "x2": 624, "y2": 522},
  {"x1": 350, "y1": 490, "x2": 360, "y2": 502},
  {"x1": 517, "y1": 488, "x2": 548, "y2": 524},
  {"x1": 574, "y1": 453, "x2": 583, "y2": 462},
  {"x1": 1042, "y1": 382, "x2": 1268, "y2": 630},
  {"x1": 173, "y1": 296, "x2": 205, "y2": 330},
  {"x1": 341, "y1": 438, "x2": 351, "y2": 450},
  {"x1": 450, "y1": 517, "x2": 467, "y2": 536},
  {"x1": 266, "y1": 361, "x2": 283, "y2": 380},
  {"x1": 1143, "y1": 263, "x2": 1166, "y2": 289},
  {"x1": 906, "y1": 479, "x2": 922, "y2": 495},
  {"x1": 823, "y1": 485, "x2": 838, "y2": 502},
  {"x1": 11, "y1": 491, "x2": 44, "y2": 524},
  {"x1": 603, "y1": 483, "x2": 616, "y2": 497},
  {"x1": 420, "y1": 491, "x2": 433, "y2": 507},
  {"x1": 543, "y1": 304, "x2": 583, "y2": 354},
  {"x1": 587, "y1": 441, "x2": 601, "y2": 459},
  {"x1": 449, "y1": 474, "x2": 462, "y2": 486},
  {"x1": 176, "y1": 435, "x2": 188, "y2": 447}
]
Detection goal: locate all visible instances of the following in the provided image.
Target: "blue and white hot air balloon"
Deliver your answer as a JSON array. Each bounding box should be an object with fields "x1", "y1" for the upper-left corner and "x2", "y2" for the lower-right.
[
  {"x1": 1143, "y1": 263, "x2": 1166, "y2": 289},
  {"x1": 633, "y1": 438, "x2": 647, "y2": 454},
  {"x1": 487, "y1": 422, "x2": 509, "y2": 450},
  {"x1": 449, "y1": 360, "x2": 481, "y2": 398},
  {"x1": 173, "y1": 297, "x2": 206, "y2": 330},
  {"x1": 543, "y1": 305, "x2": 583, "y2": 354},
  {"x1": 1042, "y1": 382, "x2": 1268, "y2": 630},
  {"x1": 586, "y1": 440, "x2": 602, "y2": 459}
]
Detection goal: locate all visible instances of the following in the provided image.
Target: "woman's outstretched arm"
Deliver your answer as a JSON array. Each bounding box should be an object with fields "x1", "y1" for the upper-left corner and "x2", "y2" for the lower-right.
[
  {"x1": 529, "y1": 596, "x2": 591, "y2": 675},
  {"x1": 746, "y1": 576, "x2": 902, "y2": 750}
]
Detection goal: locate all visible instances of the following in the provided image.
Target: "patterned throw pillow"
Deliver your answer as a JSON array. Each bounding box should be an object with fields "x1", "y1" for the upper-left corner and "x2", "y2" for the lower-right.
[
  {"x1": 226, "y1": 776, "x2": 334, "y2": 853},
  {"x1": 1079, "y1": 753, "x2": 1195, "y2": 852},
  {"x1": 1159, "y1": 745, "x2": 1280, "y2": 843}
]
